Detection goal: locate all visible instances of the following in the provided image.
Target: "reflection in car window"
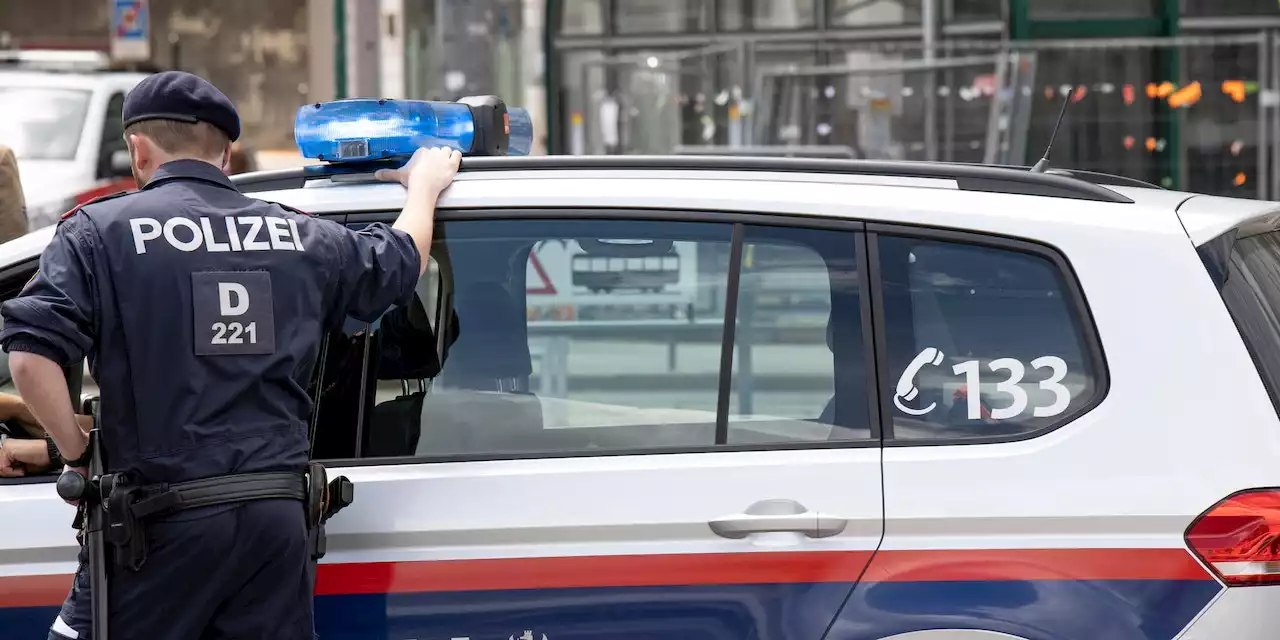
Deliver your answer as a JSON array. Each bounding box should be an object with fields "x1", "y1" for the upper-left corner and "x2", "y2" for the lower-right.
[
  {"x1": 344, "y1": 217, "x2": 874, "y2": 460},
  {"x1": 878, "y1": 234, "x2": 1101, "y2": 440},
  {"x1": 0, "y1": 87, "x2": 92, "y2": 161},
  {"x1": 727, "y1": 225, "x2": 871, "y2": 442},
  {"x1": 1201, "y1": 229, "x2": 1280, "y2": 419}
]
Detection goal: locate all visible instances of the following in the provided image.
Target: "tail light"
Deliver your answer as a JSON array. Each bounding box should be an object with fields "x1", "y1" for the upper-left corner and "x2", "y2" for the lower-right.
[{"x1": 1186, "y1": 489, "x2": 1280, "y2": 586}]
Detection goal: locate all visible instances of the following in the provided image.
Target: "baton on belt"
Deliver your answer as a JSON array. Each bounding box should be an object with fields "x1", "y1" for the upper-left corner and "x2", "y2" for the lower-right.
[{"x1": 55, "y1": 399, "x2": 109, "y2": 640}]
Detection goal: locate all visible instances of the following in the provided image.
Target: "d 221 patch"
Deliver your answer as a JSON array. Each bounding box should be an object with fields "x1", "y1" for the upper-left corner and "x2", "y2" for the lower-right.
[{"x1": 191, "y1": 271, "x2": 276, "y2": 356}]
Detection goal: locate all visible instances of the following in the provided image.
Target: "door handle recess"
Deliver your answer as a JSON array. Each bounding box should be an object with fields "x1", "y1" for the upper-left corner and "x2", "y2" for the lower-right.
[{"x1": 708, "y1": 499, "x2": 848, "y2": 539}]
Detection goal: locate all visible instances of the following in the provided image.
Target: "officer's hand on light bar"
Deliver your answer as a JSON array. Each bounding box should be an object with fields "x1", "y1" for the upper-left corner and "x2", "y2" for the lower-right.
[{"x1": 374, "y1": 146, "x2": 461, "y2": 196}]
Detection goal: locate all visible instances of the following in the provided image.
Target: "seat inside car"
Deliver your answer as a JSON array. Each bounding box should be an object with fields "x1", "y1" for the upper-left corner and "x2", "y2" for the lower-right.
[
  {"x1": 818, "y1": 295, "x2": 873, "y2": 441},
  {"x1": 362, "y1": 294, "x2": 453, "y2": 458},
  {"x1": 416, "y1": 280, "x2": 546, "y2": 455}
]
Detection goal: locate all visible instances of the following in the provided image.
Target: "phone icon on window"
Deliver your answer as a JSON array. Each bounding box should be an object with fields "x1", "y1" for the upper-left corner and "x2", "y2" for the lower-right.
[{"x1": 893, "y1": 347, "x2": 945, "y2": 416}]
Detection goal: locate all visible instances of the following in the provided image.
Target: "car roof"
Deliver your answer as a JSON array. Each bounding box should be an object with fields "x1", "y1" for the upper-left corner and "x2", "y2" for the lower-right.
[
  {"x1": 1, "y1": 157, "x2": 1274, "y2": 267},
  {"x1": 237, "y1": 155, "x2": 1173, "y2": 221},
  {"x1": 242, "y1": 156, "x2": 1280, "y2": 249}
]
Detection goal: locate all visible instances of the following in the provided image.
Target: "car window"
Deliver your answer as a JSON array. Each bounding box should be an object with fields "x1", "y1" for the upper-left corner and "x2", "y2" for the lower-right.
[
  {"x1": 97, "y1": 92, "x2": 127, "y2": 175},
  {"x1": 1199, "y1": 227, "x2": 1280, "y2": 419},
  {"x1": 728, "y1": 225, "x2": 870, "y2": 442},
  {"x1": 877, "y1": 233, "x2": 1103, "y2": 441},
  {"x1": 0, "y1": 87, "x2": 92, "y2": 161},
  {"x1": 0, "y1": 261, "x2": 97, "y2": 404},
  {"x1": 319, "y1": 215, "x2": 874, "y2": 461},
  {"x1": 0, "y1": 263, "x2": 37, "y2": 394}
]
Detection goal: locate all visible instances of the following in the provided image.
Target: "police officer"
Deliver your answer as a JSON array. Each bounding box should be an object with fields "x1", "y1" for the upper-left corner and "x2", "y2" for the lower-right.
[{"x1": 0, "y1": 70, "x2": 460, "y2": 639}]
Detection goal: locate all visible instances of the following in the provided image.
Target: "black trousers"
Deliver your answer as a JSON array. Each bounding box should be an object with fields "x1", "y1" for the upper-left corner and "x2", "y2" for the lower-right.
[{"x1": 49, "y1": 499, "x2": 313, "y2": 640}]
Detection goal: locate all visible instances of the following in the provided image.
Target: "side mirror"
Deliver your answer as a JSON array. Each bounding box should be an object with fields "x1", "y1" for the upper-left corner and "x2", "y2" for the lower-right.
[{"x1": 107, "y1": 149, "x2": 131, "y2": 178}]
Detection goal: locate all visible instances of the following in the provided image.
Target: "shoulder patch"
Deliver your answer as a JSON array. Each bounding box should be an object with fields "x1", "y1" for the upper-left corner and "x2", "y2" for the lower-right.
[
  {"x1": 260, "y1": 199, "x2": 316, "y2": 218},
  {"x1": 60, "y1": 191, "x2": 132, "y2": 222}
]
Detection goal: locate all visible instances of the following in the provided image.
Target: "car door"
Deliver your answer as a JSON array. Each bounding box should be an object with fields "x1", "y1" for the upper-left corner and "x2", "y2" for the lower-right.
[
  {"x1": 309, "y1": 209, "x2": 884, "y2": 640},
  {"x1": 822, "y1": 226, "x2": 1204, "y2": 640}
]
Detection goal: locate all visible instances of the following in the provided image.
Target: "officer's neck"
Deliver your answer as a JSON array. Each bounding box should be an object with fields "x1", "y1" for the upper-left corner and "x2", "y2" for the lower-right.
[{"x1": 139, "y1": 155, "x2": 227, "y2": 186}]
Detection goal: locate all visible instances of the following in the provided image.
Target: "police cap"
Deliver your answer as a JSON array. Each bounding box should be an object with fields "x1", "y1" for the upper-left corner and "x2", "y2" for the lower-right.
[{"x1": 122, "y1": 71, "x2": 240, "y2": 142}]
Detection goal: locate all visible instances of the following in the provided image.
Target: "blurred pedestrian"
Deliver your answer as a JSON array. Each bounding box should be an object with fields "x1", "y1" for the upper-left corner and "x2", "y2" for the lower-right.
[
  {"x1": 0, "y1": 145, "x2": 29, "y2": 243},
  {"x1": 226, "y1": 141, "x2": 256, "y2": 175}
]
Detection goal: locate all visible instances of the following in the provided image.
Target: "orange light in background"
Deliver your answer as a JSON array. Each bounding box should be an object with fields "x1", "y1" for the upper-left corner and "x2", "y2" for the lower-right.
[
  {"x1": 1146, "y1": 83, "x2": 1159, "y2": 99},
  {"x1": 1124, "y1": 136, "x2": 1136, "y2": 150},
  {"x1": 1123, "y1": 84, "x2": 1136, "y2": 105},
  {"x1": 1168, "y1": 81, "x2": 1202, "y2": 108},
  {"x1": 1071, "y1": 85, "x2": 1087, "y2": 102},
  {"x1": 1223, "y1": 80, "x2": 1247, "y2": 103},
  {"x1": 1235, "y1": 172, "x2": 1248, "y2": 187},
  {"x1": 1149, "y1": 81, "x2": 1176, "y2": 98},
  {"x1": 1146, "y1": 137, "x2": 1158, "y2": 152},
  {"x1": 1044, "y1": 86, "x2": 1056, "y2": 100}
]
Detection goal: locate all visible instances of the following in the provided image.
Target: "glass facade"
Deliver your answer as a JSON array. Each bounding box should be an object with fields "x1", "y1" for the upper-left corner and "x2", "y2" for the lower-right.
[
  {"x1": 1183, "y1": 0, "x2": 1280, "y2": 17},
  {"x1": 614, "y1": 0, "x2": 712, "y2": 33},
  {"x1": 1027, "y1": 0, "x2": 1158, "y2": 20},
  {"x1": 828, "y1": 0, "x2": 920, "y2": 27},
  {"x1": 560, "y1": 0, "x2": 605, "y2": 34},
  {"x1": 549, "y1": 0, "x2": 1280, "y2": 198}
]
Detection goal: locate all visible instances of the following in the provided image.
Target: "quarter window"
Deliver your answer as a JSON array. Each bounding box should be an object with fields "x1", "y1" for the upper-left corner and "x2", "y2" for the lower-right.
[{"x1": 876, "y1": 234, "x2": 1102, "y2": 440}]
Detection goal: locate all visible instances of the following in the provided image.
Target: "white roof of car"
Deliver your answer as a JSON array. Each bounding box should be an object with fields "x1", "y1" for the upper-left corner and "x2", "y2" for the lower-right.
[
  {"x1": 2, "y1": 160, "x2": 1276, "y2": 266},
  {"x1": 252, "y1": 162, "x2": 1280, "y2": 243}
]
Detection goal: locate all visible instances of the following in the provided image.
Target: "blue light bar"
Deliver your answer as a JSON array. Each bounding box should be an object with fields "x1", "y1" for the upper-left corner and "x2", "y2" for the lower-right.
[{"x1": 294, "y1": 98, "x2": 533, "y2": 162}]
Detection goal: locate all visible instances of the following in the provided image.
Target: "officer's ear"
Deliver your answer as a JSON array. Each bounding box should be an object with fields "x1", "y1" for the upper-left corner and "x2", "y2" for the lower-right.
[
  {"x1": 125, "y1": 133, "x2": 150, "y2": 171},
  {"x1": 219, "y1": 144, "x2": 232, "y2": 174}
]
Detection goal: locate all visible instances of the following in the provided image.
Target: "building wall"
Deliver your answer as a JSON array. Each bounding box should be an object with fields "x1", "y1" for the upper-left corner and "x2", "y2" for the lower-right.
[
  {"x1": 0, "y1": 0, "x2": 112, "y2": 50},
  {"x1": 153, "y1": 0, "x2": 310, "y2": 150},
  {"x1": 2, "y1": 0, "x2": 310, "y2": 151}
]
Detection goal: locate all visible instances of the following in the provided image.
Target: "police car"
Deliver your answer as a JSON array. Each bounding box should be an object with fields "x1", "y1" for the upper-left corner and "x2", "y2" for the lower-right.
[
  {"x1": 0, "y1": 96, "x2": 1278, "y2": 640},
  {"x1": 0, "y1": 50, "x2": 148, "y2": 229}
]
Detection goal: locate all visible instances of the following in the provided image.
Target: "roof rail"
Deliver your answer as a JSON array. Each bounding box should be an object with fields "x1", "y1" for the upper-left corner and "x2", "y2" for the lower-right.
[
  {"x1": 674, "y1": 144, "x2": 858, "y2": 159},
  {"x1": 232, "y1": 155, "x2": 1135, "y2": 203},
  {"x1": 1044, "y1": 168, "x2": 1164, "y2": 190}
]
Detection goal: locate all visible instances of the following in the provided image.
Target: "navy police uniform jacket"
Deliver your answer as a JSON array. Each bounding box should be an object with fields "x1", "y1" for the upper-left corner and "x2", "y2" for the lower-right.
[{"x1": 0, "y1": 160, "x2": 420, "y2": 484}]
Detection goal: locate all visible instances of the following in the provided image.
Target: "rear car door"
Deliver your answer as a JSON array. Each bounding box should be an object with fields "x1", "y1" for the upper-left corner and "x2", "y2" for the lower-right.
[
  {"x1": 826, "y1": 225, "x2": 1214, "y2": 639},
  {"x1": 308, "y1": 208, "x2": 884, "y2": 639}
]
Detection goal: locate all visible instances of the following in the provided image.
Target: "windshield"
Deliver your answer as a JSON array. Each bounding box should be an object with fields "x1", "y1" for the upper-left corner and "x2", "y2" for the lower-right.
[{"x1": 0, "y1": 86, "x2": 91, "y2": 160}]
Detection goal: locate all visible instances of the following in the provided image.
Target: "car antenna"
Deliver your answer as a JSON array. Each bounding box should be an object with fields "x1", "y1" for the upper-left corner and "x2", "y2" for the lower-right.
[{"x1": 1031, "y1": 87, "x2": 1074, "y2": 174}]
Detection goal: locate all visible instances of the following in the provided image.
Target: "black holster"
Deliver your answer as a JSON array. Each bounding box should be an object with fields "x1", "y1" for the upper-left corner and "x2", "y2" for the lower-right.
[
  {"x1": 305, "y1": 461, "x2": 354, "y2": 561},
  {"x1": 103, "y1": 475, "x2": 147, "y2": 572}
]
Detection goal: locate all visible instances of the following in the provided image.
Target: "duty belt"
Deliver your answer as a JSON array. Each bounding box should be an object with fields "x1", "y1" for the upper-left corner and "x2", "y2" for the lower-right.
[
  {"x1": 126, "y1": 472, "x2": 307, "y2": 519},
  {"x1": 103, "y1": 471, "x2": 308, "y2": 572}
]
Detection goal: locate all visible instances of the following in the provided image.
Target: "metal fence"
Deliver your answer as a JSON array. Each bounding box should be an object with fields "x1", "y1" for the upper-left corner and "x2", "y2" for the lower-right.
[{"x1": 567, "y1": 31, "x2": 1280, "y2": 199}]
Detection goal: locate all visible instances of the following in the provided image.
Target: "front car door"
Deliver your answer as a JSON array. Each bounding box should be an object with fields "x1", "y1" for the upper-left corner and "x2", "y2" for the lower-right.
[{"x1": 306, "y1": 207, "x2": 885, "y2": 639}]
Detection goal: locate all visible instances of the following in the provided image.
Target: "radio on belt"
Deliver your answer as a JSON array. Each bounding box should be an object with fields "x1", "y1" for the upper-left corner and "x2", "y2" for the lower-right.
[{"x1": 293, "y1": 95, "x2": 534, "y2": 163}]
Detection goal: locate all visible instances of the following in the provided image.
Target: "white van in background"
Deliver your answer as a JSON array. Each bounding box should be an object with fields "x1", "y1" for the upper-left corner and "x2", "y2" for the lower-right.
[{"x1": 0, "y1": 50, "x2": 148, "y2": 229}]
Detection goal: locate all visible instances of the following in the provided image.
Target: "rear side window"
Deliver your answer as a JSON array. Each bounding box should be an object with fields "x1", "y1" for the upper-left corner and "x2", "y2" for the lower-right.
[
  {"x1": 1199, "y1": 228, "x2": 1280, "y2": 417},
  {"x1": 877, "y1": 233, "x2": 1106, "y2": 441}
]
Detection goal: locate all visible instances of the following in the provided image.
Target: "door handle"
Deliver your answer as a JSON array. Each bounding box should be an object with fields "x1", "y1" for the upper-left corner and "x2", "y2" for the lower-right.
[{"x1": 708, "y1": 499, "x2": 847, "y2": 539}]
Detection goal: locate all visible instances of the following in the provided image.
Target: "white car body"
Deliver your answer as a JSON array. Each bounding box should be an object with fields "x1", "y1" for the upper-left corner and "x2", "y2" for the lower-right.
[{"x1": 0, "y1": 156, "x2": 1276, "y2": 639}]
